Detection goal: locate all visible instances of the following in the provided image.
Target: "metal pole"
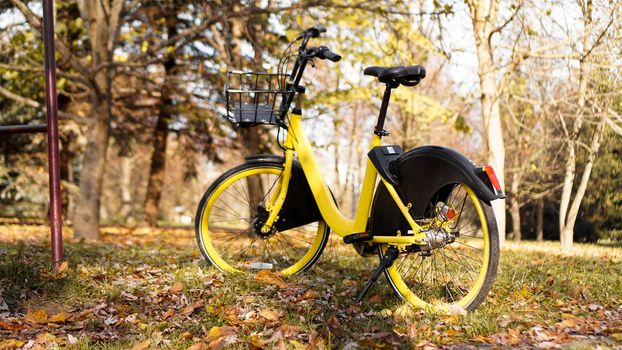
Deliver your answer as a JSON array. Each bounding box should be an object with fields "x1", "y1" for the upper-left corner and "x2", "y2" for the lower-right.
[
  {"x1": 0, "y1": 125, "x2": 47, "y2": 134},
  {"x1": 42, "y1": 0, "x2": 63, "y2": 268}
]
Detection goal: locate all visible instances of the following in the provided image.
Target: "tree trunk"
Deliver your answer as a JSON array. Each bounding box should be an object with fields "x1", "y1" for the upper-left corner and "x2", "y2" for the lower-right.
[
  {"x1": 510, "y1": 168, "x2": 521, "y2": 241},
  {"x1": 561, "y1": 117, "x2": 605, "y2": 249},
  {"x1": 469, "y1": 0, "x2": 507, "y2": 246},
  {"x1": 74, "y1": 104, "x2": 110, "y2": 239},
  {"x1": 73, "y1": 0, "x2": 123, "y2": 239},
  {"x1": 536, "y1": 199, "x2": 544, "y2": 241},
  {"x1": 558, "y1": 0, "x2": 593, "y2": 250},
  {"x1": 120, "y1": 156, "x2": 133, "y2": 224},
  {"x1": 510, "y1": 200, "x2": 521, "y2": 242},
  {"x1": 142, "y1": 96, "x2": 171, "y2": 226}
]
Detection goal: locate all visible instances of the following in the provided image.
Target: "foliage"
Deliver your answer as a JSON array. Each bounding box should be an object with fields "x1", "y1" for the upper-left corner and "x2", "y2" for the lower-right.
[{"x1": 580, "y1": 129, "x2": 622, "y2": 241}]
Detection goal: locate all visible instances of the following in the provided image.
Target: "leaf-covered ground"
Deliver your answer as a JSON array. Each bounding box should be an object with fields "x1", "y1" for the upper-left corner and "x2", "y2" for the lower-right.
[{"x1": 1, "y1": 225, "x2": 621, "y2": 349}]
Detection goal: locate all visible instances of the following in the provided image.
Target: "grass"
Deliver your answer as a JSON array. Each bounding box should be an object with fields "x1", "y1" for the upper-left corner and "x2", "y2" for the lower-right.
[{"x1": 1, "y1": 225, "x2": 621, "y2": 349}]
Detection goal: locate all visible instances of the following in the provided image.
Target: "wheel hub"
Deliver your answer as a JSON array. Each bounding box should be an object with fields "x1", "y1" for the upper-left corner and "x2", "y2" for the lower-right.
[
  {"x1": 424, "y1": 228, "x2": 455, "y2": 250},
  {"x1": 252, "y1": 205, "x2": 276, "y2": 239}
]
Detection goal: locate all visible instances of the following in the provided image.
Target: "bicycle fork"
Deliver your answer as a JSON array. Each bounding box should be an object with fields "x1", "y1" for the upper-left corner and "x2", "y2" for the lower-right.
[{"x1": 260, "y1": 145, "x2": 294, "y2": 234}]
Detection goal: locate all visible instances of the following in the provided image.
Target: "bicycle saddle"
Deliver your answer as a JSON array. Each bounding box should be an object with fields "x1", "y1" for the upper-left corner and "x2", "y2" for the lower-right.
[{"x1": 364, "y1": 65, "x2": 426, "y2": 86}]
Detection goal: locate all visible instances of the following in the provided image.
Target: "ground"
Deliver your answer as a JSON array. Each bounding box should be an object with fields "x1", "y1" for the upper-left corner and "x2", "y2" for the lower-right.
[{"x1": 0, "y1": 225, "x2": 621, "y2": 349}]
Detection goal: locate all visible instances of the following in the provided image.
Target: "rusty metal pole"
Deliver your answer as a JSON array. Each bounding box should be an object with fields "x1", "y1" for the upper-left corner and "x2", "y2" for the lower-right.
[{"x1": 42, "y1": 0, "x2": 63, "y2": 268}]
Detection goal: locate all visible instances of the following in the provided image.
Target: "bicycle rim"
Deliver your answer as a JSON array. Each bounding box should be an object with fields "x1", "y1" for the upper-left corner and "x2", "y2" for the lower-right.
[
  {"x1": 381, "y1": 184, "x2": 499, "y2": 313},
  {"x1": 195, "y1": 164, "x2": 329, "y2": 275}
]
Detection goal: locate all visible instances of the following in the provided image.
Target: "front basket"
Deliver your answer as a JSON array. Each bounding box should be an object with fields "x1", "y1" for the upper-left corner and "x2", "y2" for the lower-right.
[{"x1": 225, "y1": 71, "x2": 292, "y2": 127}]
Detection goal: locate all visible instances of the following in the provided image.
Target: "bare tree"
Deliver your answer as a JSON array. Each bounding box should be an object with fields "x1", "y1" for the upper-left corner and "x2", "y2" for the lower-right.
[{"x1": 557, "y1": 0, "x2": 619, "y2": 250}]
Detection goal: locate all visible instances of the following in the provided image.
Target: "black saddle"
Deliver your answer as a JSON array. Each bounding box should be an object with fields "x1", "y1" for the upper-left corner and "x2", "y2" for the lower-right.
[{"x1": 364, "y1": 65, "x2": 426, "y2": 86}]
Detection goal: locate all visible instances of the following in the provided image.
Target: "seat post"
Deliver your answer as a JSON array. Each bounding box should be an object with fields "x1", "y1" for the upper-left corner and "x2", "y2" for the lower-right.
[{"x1": 374, "y1": 84, "x2": 395, "y2": 136}]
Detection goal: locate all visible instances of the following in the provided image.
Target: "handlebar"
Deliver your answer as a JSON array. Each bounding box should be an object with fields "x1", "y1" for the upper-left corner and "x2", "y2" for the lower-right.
[
  {"x1": 315, "y1": 46, "x2": 342, "y2": 62},
  {"x1": 304, "y1": 25, "x2": 326, "y2": 39},
  {"x1": 277, "y1": 25, "x2": 341, "y2": 122}
]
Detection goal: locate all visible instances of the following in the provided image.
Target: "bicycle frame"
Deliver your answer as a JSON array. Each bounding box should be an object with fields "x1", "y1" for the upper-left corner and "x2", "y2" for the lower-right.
[{"x1": 261, "y1": 112, "x2": 428, "y2": 246}]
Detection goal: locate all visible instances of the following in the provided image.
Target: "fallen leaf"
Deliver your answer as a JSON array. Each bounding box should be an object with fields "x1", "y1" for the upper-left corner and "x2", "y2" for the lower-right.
[
  {"x1": 163, "y1": 308, "x2": 175, "y2": 320},
  {"x1": 67, "y1": 334, "x2": 79, "y2": 345},
  {"x1": 180, "y1": 332, "x2": 192, "y2": 339},
  {"x1": 205, "y1": 326, "x2": 236, "y2": 342},
  {"x1": 131, "y1": 339, "x2": 151, "y2": 350},
  {"x1": 327, "y1": 315, "x2": 343, "y2": 336},
  {"x1": 0, "y1": 321, "x2": 25, "y2": 332},
  {"x1": 289, "y1": 340, "x2": 307, "y2": 350},
  {"x1": 182, "y1": 300, "x2": 206, "y2": 315},
  {"x1": 0, "y1": 339, "x2": 25, "y2": 350},
  {"x1": 255, "y1": 270, "x2": 287, "y2": 288},
  {"x1": 368, "y1": 294, "x2": 382, "y2": 304},
  {"x1": 275, "y1": 325, "x2": 301, "y2": 335},
  {"x1": 560, "y1": 318, "x2": 577, "y2": 328},
  {"x1": 121, "y1": 291, "x2": 139, "y2": 301},
  {"x1": 300, "y1": 290, "x2": 320, "y2": 300},
  {"x1": 259, "y1": 308, "x2": 283, "y2": 321},
  {"x1": 48, "y1": 311, "x2": 68, "y2": 323},
  {"x1": 443, "y1": 314, "x2": 461, "y2": 325},
  {"x1": 448, "y1": 303, "x2": 467, "y2": 316},
  {"x1": 170, "y1": 281, "x2": 184, "y2": 294},
  {"x1": 25, "y1": 309, "x2": 48, "y2": 324},
  {"x1": 186, "y1": 342, "x2": 207, "y2": 350},
  {"x1": 57, "y1": 261, "x2": 69, "y2": 275}
]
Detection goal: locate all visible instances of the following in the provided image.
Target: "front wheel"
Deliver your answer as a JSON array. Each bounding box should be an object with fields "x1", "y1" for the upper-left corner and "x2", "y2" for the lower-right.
[
  {"x1": 380, "y1": 184, "x2": 499, "y2": 313},
  {"x1": 195, "y1": 162, "x2": 329, "y2": 275}
]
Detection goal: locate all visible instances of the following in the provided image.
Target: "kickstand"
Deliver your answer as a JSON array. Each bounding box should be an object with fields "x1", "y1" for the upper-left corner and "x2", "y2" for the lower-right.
[{"x1": 355, "y1": 246, "x2": 399, "y2": 303}]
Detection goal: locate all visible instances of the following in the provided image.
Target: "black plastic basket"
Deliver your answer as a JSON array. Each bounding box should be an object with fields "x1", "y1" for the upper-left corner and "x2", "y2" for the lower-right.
[{"x1": 225, "y1": 71, "x2": 292, "y2": 127}]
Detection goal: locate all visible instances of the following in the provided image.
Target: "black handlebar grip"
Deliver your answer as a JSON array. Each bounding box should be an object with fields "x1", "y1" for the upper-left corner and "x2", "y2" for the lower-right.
[
  {"x1": 306, "y1": 25, "x2": 327, "y2": 38},
  {"x1": 323, "y1": 51, "x2": 342, "y2": 62},
  {"x1": 316, "y1": 46, "x2": 342, "y2": 62}
]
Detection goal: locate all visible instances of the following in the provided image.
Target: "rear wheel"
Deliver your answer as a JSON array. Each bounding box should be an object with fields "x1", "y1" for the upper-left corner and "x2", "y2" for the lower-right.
[
  {"x1": 380, "y1": 184, "x2": 499, "y2": 312},
  {"x1": 195, "y1": 162, "x2": 329, "y2": 275}
]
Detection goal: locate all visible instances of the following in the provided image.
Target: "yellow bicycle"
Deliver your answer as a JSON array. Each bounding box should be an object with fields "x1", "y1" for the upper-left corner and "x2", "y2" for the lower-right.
[{"x1": 195, "y1": 26, "x2": 504, "y2": 313}]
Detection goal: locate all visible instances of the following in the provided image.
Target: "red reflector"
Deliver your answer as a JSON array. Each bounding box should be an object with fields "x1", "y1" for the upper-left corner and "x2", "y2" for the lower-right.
[
  {"x1": 447, "y1": 209, "x2": 456, "y2": 220},
  {"x1": 483, "y1": 165, "x2": 502, "y2": 191}
]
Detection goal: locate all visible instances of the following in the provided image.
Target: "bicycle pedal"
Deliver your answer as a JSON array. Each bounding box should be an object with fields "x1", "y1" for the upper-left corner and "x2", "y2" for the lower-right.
[{"x1": 344, "y1": 232, "x2": 373, "y2": 244}]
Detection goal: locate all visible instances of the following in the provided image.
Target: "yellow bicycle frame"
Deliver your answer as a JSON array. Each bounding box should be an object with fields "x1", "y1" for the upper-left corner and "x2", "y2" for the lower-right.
[{"x1": 261, "y1": 112, "x2": 427, "y2": 245}]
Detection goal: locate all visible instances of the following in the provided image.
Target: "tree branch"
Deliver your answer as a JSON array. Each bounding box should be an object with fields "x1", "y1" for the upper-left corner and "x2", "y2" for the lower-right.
[
  {"x1": 9, "y1": 0, "x2": 92, "y2": 80},
  {"x1": 0, "y1": 85, "x2": 83, "y2": 122}
]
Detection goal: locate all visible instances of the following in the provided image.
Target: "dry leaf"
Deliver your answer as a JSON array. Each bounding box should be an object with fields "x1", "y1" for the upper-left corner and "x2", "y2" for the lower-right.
[
  {"x1": 0, "y1": 339, "x2": 25, "y2": 350},
  {"x1": 259, "y1": 308, "x2": 283, "y2": 321},
  {"x1": 300, "y1": 290, "x2": 320, "y2": 300},
  {"x1": 180, "y1": 332, "x2": 193, "y2": 339},
  {"x1": 57, "y1": 261, "x2": 69, "y2": 274},
  {"x1": 186, "y1": 342, "x2": 207, "y2": 350},
  {"x1": 163, "y1": 308, "x2": 175, "y2": 320},
  {"x1": 25, "y1": 309, "x2": 48, "y2": 324},
  {"x1": 205, "y1": 326, "x2": 236, "y2": 342},
  {"x1": 131, "y1": 339, "x2": 151, "y2": 350},
  {"x1": 448, "y1": 304, "x2": 468, "y2": 316},
  {"x1": 0, "y1": 321, "x2": 25, "y2": 332},
  {"x1": 327, "y1": 315, "x2": 343, "y2": 336},
  {"x1": 255, "y1": 270, "x2": 287, "y2": 288},
  {"x1": 289, "y1": 340, "x2": 307, "y2": 350},
  {"x1": 170, "y1": 281, "x2": 184, "y2": 294},
  {"x1": 560, "y1": 318, "x2": 577, "y2": 328},
  {"x1": 48, "y1": 311, "x2": 68, "y2": 323},
  {"x1": 368, "y1": 294, "x2": 382, "y2": 304},
  {"x1": 67, "y1": 334, "x2": 79, "y2": 345},
  {"x1": 182, "y1": 300, "x2": 206, "y2": 315}
]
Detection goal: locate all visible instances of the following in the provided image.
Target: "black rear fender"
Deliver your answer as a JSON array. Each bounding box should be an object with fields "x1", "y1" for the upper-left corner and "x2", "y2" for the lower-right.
[{"x1": 368, "y1": 146, "x2": 503, "y2": 236}]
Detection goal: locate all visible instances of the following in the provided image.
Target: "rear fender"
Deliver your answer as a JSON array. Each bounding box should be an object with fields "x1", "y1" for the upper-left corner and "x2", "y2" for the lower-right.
[
  {"x1": 244, "y1": 155, "x2": 322, "y2": 231},
  {"x1": 368, "y1": 146, "x2": 504, "y2": 236}
]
